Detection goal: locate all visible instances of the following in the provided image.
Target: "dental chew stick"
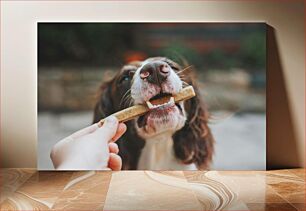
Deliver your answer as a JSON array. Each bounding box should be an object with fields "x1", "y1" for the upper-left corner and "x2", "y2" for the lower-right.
[{"x1": 98, "y1": 86, "x2": 196, "y2": 127}]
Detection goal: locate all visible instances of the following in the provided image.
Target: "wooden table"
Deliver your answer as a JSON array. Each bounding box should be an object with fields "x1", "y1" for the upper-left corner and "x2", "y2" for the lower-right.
[{"x1": 0, "y1": 169, "x2": 304, "y2": 210}]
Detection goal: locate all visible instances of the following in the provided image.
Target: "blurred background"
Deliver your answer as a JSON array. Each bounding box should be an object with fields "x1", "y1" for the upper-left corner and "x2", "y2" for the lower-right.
[{"x1": 38, "y1": 23, "x2": 266, "y2": 170}]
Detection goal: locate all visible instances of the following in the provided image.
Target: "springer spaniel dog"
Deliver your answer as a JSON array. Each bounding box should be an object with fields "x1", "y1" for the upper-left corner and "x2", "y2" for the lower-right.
[{"x1": 93, "y1": 57, "x2": 214, "y2": 170}]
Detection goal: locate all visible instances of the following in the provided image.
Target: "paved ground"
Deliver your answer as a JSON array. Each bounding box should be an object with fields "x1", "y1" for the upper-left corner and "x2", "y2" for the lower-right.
[{"x1": 38, "y1": 111, "x2": 266, "y2": 170}]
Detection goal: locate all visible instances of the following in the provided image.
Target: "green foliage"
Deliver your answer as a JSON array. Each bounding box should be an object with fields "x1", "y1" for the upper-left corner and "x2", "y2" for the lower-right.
[
  {"x1": 39, "y1": 23, "x2": 135, "y2": 67},
  {"x1": 159, "y1": 42, "x2": 202, "y2": 67},
  {"x1": 240, "y1": 32, "x2": 266, "y2": 71},
  {"x1": 39, "y1": 23, "x2": 266, "y2": 73},
  {"x1": 203, "y1": 49, "x2": 240, "y2": 70}
]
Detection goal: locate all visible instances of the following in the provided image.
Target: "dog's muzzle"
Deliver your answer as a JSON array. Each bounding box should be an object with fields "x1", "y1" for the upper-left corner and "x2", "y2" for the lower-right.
[{"x1": 139, "y1": 61, "x2": 171, "y2": 86}]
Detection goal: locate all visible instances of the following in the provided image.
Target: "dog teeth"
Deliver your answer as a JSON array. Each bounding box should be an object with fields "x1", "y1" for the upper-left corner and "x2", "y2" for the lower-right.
[
  {"x1": 170, "y1": 97, "x2": 174, "y2": 104},
  {"x1": 146, "y1": 101, "x2": 154, "y2": 109},
  {"x1": 146, "y1": 96, "x2": 175, "y2": 110}
]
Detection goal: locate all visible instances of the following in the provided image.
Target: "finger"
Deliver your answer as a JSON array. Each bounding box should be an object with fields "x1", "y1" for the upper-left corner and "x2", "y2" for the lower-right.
[
  {"x1": 93, "y1": 116, "x2": 118, "y2": 142},
  {"x1": 108, "y1": 142, "x2": 119, "y2": 154},
  {"x1": 108, "y1": 153, "x2": 122, "y2": 171},
  {"x1": 70, "y1": 123, "x2": 99, "y2": 139},
  {"x1": 111, "y1": 123, "x2": 127, "y2": 142}
]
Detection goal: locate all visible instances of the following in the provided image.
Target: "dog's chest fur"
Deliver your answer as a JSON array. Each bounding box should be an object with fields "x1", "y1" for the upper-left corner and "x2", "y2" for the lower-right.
[{"x1": 137, "y1": 133, "x2": 197, "y2": 170}]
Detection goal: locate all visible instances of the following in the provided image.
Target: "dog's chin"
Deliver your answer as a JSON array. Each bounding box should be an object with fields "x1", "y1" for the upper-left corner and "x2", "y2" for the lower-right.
[{"x1": 135, "y1": 103, "x2": 186, "y2": 139}]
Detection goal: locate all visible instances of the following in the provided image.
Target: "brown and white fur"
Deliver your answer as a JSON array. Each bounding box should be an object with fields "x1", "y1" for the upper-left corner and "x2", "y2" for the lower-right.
[{"x1": 93, "y1": 57, "x2": 214, "y2": 170}]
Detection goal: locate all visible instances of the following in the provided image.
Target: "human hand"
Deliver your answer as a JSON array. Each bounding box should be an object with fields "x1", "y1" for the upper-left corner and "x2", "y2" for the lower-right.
[{"x1": 50, "y1": 116, "x2": 126, "y2": 170}]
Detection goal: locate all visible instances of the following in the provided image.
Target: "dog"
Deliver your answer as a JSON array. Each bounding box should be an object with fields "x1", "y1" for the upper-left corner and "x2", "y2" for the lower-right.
[{"x1": 93, "y1": 57, "x2": 214, "y2": 170}]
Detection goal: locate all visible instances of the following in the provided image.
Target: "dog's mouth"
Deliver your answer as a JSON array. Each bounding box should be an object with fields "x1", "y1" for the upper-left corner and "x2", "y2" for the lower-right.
[
  {"x1": 137, "y1": 92, "x2": 183, "y2": 128},
  {"x1": 146, "y1": 93, "x2": 174, "y2": 109}
]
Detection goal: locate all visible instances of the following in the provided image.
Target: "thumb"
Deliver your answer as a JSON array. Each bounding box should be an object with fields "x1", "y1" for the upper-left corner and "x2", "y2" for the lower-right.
[{"x1": 93, "y1": 116, "x2": 119, "y2": 142}]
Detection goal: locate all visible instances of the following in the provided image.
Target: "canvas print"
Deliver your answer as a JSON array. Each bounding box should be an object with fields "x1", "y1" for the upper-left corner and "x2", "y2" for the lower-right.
[{"x1": 38, "y1": 23, "x2": 266, "y2": 170}]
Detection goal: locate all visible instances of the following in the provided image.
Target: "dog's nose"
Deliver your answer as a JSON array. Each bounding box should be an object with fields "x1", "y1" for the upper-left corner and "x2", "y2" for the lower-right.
[{"x1": 139, "y1": 61, "x2": 170, "y2": 85}]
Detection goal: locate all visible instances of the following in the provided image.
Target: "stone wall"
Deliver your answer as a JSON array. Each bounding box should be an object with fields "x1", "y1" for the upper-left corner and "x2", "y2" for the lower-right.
[{"x1": 38, "y1": 68, "x2": 116, "y2": 111}]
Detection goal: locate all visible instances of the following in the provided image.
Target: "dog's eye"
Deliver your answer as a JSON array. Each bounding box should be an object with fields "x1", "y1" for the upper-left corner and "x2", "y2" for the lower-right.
[{"x1": 119, "y1": 75, "x2": 130, "y2": 83}]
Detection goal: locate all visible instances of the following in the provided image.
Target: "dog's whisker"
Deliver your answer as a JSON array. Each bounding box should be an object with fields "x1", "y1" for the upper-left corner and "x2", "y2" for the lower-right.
[
  {"x1": 120, "y1": 97, "x2": 128, "y2": 108},
  {"x1": 128, "y1": 99, "x2": 134, "y2": 107},
  {"x1": 178, "y1": 76, "x2": 190, "y2": 87},
  {"x1": 121, "y1": 94, "x2": 134, "y2": 109},
  {"x1": 119, "y1": 89, "x2": 132, "y2": 108},
  {"x1": 121, "y1": 88, "x2": 131, "y2": 100},
  {"x1": 121, "y1": 95, "x2": 133, "y2": 109},
  {"x1": 178, "y1": 74, "x2": 189, "y2": 80},
  {"x1": 178, "y1": 77, "x2": 188, "y2": 83},
  {"x1": 177, "y1": 74, "x2": 186, "y2": 80},
  {"x1": 182, "y1": 81, "x2": 190, "y2": 88},
  {"x1": 121, "y1": 93, "x2": 131, "y2": 103},
  {"x1": 121, "y1": 96, "x2": 132, "y2": 109},
  {"x1": 178, "y1": 75, "x2": 187, "y2": 81},
  {"x1": 177, "y1": 72, "x2": 186, "y2": 77},
  {"x1": 177, "y1": 65, "x2": 193, "y2": 75}
]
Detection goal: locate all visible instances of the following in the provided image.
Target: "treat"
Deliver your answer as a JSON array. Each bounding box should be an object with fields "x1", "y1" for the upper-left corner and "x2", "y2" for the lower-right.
[{"x1": 98, "y1": 86, "x2": 195, "y2": 127}]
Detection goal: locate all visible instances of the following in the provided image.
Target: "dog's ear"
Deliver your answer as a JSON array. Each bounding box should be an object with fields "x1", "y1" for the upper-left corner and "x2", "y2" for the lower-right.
[
  {"x1": 93, "y1": 80, "x2": 114, "y2": 123},
  {"x1": 173, "y1": 71, "x2": 214, "y2": 170}
]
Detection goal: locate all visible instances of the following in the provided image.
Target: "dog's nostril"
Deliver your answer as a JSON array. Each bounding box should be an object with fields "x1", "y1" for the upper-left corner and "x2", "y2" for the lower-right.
[
  {"x1": 140, "y1": 70, "x2": 150, "y2": 79},
  {"x1": 159, "y1": 64, "x2": 170, "y2": 78},
  {"x1": 140, "y1": 65, "x2": 153, "y2": 79},
  {"x1": 160, "y1": 64, "x2": 170, "y2": 74}
]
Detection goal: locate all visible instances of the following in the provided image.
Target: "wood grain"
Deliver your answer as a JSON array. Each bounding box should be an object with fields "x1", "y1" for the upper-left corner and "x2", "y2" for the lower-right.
[
  {"x1": 0, "y1": 169, "x2": 304, "y2": 210},
  {"x1": 52, "y1": 171, "x2": 112, "y2": 210},
  {"x1": 104, "y1": 171, "x2": 202, "y2": 210},
  {"x1": 0, "y1": 169, "x2": 35, "y2": 204}
]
